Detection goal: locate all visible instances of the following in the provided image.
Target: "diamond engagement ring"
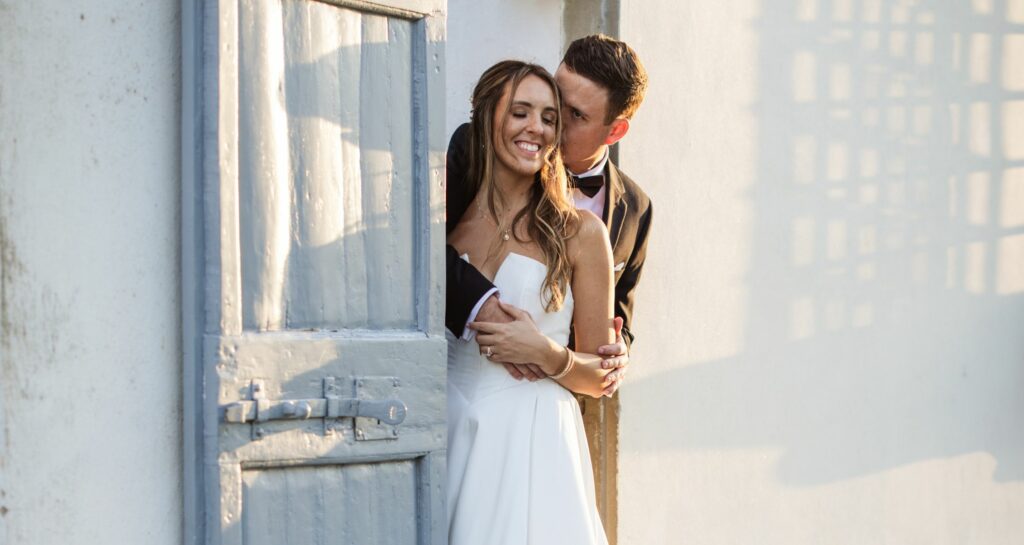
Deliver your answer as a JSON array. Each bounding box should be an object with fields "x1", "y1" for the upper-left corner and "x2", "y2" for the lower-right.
[{"x1": 485, "y1": 346, "x2": 493, "y2": 357}]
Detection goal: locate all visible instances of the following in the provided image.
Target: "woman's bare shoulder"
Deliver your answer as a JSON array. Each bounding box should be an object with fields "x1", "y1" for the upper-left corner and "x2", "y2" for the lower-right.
[{"x1": 567, "y1": 210, "x2": 612, "y2": 263}]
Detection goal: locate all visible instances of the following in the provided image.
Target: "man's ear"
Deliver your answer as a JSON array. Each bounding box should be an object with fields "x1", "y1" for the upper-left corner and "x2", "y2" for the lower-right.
[{"x1": 604, "y1": 118, "x2": 630, "y2": 146}]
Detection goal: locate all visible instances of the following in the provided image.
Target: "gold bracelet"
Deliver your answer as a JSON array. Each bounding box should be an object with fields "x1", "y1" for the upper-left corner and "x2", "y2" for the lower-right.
[{"x1": 550, "y1": 347, "x2": 575, "y2": 380}]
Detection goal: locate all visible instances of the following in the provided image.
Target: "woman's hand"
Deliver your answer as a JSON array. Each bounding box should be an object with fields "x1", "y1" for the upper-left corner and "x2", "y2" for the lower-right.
[{"x1": 470, "y1": 300, "x2": 562, "y2": 377}]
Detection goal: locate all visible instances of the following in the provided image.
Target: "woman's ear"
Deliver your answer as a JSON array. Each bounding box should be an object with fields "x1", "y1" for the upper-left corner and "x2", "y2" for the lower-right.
[{"x1": 604, "y1": 118, "x2": 630, "y2": 146}]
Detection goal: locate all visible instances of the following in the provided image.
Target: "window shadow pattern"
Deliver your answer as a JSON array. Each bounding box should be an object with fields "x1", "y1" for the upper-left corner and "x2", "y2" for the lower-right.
[{"x1": 628, "y1": 0, "x2": 1024, "y2": 485}]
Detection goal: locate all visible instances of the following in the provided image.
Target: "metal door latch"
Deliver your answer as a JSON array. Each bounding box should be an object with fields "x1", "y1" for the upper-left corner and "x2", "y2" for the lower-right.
[{"x1": 222, "y1": 377, "x2": 406, "y2": 441}]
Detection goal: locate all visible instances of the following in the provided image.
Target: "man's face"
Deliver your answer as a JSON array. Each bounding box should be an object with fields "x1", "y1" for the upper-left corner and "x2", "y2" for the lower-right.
[{"x1": 554, "y1": 64, "x2": 616, "y2": 173}]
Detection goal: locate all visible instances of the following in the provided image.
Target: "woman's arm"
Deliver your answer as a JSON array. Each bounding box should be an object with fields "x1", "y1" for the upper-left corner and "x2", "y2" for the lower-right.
[
  {"x1": 552, "y1": 210, "x2": 616, "y2": 397},
  {"x1": 469, "y1": 302, "x2": 621, "y2": 391}
]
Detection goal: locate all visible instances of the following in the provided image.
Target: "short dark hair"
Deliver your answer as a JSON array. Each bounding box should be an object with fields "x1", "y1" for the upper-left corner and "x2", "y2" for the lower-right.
[{"x1": 562, "y1": 34, "x2": 648, "y2": 124}]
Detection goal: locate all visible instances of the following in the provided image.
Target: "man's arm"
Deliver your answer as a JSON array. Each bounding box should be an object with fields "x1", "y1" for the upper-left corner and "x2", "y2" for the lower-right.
[
  {"x1": 444, "y1": 121, "x2": 494, "y2": 336},
  {"x1": 446, "y1": 244, "x2": 498, "y2": 336},
  {"x1": 446, "y1": 123, "x2": 473, "y2": 236}
]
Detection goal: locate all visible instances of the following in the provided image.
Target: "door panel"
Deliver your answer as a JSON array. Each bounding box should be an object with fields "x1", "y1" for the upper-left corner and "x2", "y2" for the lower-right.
[
  {"x1": 236, "y1": 1, "x2": 419, "y2": 331},
  {"x1": 242, "y1": 461, "x2": 418, "y2": 544},
  {"x1": 186, "y1": 0, "x2": 446, "y2": 543}
]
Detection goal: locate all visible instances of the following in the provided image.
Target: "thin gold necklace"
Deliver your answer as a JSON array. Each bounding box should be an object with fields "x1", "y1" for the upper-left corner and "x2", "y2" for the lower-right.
[{"x1": 477, "y1": 198, "x2": 513, "y2": 242}]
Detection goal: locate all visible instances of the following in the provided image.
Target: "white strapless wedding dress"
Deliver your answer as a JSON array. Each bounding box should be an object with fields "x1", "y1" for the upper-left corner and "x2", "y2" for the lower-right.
[{"x1": 447, "y1": 253, "x2": 607, "y2": 545}]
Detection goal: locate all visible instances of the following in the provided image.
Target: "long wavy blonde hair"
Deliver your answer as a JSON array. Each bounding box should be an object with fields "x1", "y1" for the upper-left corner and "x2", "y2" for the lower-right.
[{"x1": 466, "y1": 60, "x2": 579, "y2": 312}]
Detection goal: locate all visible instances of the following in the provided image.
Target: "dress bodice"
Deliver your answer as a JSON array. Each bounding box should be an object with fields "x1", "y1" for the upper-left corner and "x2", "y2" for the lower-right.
[{"x1": 447, "y1": 253, "x2": 574, "y2": 403}]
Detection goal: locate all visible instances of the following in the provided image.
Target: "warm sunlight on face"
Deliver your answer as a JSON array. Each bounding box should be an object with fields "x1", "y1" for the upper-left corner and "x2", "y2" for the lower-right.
[
  {"x1": 491, "y1": 74, "x2": 558, "y2": 179},
  {"x1": 554, "y1": 64, "x2": 616, "y2": 173}
]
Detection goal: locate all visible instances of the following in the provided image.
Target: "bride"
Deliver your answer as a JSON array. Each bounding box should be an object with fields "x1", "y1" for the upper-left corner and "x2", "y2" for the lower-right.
[{"x1": 446, "y1": 60, "x2": 615, "y2": 545}]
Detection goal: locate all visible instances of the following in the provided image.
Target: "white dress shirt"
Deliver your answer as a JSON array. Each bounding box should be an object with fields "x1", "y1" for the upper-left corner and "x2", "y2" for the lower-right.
[{"x1": 570, "y1": 148, "x2": 610, "y2": 220}]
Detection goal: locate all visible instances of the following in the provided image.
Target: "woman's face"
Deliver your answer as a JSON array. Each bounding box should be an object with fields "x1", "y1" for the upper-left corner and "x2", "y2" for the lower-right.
[{"x1": 491, "y1": 74, "x2": 558, "y2": 178}]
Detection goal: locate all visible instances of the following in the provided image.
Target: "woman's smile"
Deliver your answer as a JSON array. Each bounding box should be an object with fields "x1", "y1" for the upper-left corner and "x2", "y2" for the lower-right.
[{"x1": 492, "y1": 74, "x2": 558, "y2": 178}]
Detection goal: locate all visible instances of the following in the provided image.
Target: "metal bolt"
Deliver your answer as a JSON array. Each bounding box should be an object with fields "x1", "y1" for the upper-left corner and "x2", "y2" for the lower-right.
[
  {"x1": 254, "y1": 427, "x2": 265, "y2": 439},
  {"x1": 356, "y1": 429, "x2": 364, "y2": 439},
  {"x1": 393, "y1": 378, "x2": 400, "y2": 387},
  {"x1": 357, "y1": 380, "x2": 364, "y2": 388}
]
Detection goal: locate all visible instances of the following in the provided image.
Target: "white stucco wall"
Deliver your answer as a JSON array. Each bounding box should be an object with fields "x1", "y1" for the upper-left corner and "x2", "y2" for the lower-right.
[
  {"x1": 446, "y1": 0, "x2": 563, "y2": 136},
  {"x1": 0, "y1": 2, "x2": 181, "y2": 544},
  {"x1": 618, "y1": 1, "x2": 1024, "y2": 543}
]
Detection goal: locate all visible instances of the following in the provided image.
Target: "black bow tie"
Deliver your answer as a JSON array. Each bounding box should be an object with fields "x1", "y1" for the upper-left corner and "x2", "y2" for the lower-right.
[{"x1": 571, "y1": 173, "x2": 605, "y2": 198}]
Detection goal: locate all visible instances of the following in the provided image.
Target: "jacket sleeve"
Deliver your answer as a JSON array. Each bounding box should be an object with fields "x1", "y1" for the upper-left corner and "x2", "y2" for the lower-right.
[
  {"x1": 614, "y1": 201, "x2": 653, "y2": 348},
  {"x1": 446, "y1": 123, "x2": 473, "y2": 235},
  {"x1": 445, "y1": 124, "x2": 494, "y2": 335},
  {"x1": 446, "y1": 244, "x2": 495, "y2": 336}
]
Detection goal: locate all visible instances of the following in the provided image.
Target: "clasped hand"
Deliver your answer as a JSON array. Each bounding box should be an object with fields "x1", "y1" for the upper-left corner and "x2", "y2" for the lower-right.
[{"x1": 469, "y1": 296, "x2": 629, "y2": 397}]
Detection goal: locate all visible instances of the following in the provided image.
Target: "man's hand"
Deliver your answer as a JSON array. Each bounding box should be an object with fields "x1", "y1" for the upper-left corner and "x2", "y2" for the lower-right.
[
  {"x1": 473, "y1": 296, "x2": 546, "y2": 381},
  {"x1": 598, "y1": 317, "x2": 630, "y2": 397},
  {"x1": 475, "y1": 293, "x2": 514, "y2": 324}
]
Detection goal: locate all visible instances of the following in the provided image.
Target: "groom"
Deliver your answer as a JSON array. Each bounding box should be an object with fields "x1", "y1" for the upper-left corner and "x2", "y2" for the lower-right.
[{"x1": 446, "y1": 35, "x2": 652, "y2": 396}]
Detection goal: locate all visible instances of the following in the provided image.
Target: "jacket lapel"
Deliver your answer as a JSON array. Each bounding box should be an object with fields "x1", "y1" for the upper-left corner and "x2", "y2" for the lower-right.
[{"x1": 604, "y1": 162, "x2": 628, "y2": 253}]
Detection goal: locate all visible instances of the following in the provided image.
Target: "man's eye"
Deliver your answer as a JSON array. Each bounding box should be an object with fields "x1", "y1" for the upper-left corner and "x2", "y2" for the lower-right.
[{"x1": 572, "y1": 109, "x2": 584, "y2": 120}]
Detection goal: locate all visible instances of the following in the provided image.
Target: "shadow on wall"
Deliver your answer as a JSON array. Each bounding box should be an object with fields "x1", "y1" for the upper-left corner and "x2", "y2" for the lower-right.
[{"x1": 629, "y1": 0, "x2": 1024, "y2": 485}]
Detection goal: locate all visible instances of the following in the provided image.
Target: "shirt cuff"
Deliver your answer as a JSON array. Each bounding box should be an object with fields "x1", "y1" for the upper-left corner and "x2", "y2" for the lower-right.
[{"x1": 460, "y1": 287, "x2": 500, "y2": 341}]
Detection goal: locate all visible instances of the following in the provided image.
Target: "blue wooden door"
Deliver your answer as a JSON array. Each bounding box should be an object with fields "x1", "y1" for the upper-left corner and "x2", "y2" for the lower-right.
[{"x1": 184, "y1": 1, "x2": 447, "y2": 543}]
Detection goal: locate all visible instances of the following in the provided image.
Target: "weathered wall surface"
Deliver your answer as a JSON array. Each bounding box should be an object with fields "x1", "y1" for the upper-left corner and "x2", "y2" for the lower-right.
[
  {"x1": 618, "y1": 0, "x2": 1024, "y2": 543},
  {"x1": 446, "y1": 0, "x2": 562, "y2": 135},
  {"x1": 0, "y1": 1, "x2": 181, "y2": 544}
]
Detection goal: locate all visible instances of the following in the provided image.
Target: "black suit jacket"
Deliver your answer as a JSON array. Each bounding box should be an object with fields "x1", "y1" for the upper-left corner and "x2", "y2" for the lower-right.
[{"x1": 445, "y1": 123, "x2": 653, "y2": 345}]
